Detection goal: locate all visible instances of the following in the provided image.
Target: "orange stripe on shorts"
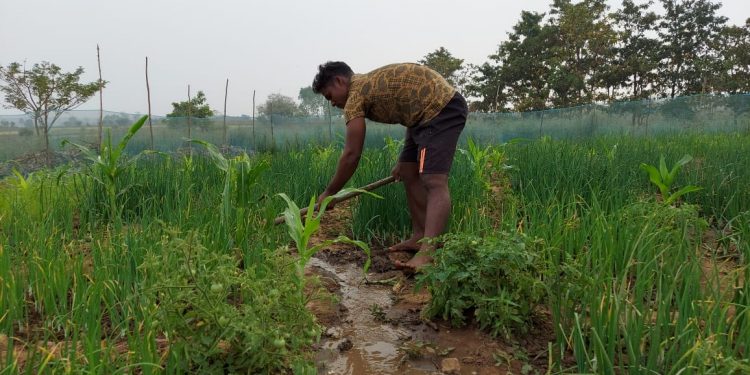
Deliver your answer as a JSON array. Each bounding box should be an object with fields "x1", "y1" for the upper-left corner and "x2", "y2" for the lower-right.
[{"x1": 419, "y1": 148, "x2": 426, "y2": 173}]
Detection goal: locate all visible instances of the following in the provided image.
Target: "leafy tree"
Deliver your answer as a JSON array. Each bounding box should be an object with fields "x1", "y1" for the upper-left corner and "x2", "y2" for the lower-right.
[
  {"x1": 166, "y1": 90, "x2": 214, "y2": 130},
  {"x1": 492, "y1": 11, "x2": 555, "y2": 111},
  {"x1": 611, "y1": 0, "x2": 661, "y2": 100},
  {"x1": 464, "y1": 62, "x2": 508, "y2": 112},
  {"x1": 0, "y1": 61, "x2": 103, "y2": 153},
  {"x1": 547, "y1": 0, "x2": 617, "y2": 107},
  {"x1": 258, "y1": 93, "x2": 301, "y2": 117},
  {"x1": 419, "y1": 47, "x2": 467, "y2": 91},
  {"x1": 710, "y1": 19, "x2": 750, "y2": 94},
  {"x1": 657, "y1": 0, "x2": 727, "y2": 98},
  {"x1": 298, "y1": 86, "x2": 327, "y2": 116},
  {"x1": 166, "y1": 90, "x2": 213, "y2": 118}
]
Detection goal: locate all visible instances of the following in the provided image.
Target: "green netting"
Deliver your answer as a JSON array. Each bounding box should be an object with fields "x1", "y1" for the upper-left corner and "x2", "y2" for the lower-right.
[{"x1": 0, "y1": 94, "x2": 748, "y2": 163}]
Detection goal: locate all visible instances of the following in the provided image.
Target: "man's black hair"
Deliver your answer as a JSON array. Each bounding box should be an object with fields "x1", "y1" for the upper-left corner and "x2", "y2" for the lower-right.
[{"x1": 312, "y1": 61, "x2": 354, "y2": 93}]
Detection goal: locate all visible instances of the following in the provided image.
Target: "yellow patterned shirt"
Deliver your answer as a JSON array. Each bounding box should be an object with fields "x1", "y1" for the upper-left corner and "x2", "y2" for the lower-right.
[{"x1": 343, "y1": 63, "x2": 456, "y2": 127}]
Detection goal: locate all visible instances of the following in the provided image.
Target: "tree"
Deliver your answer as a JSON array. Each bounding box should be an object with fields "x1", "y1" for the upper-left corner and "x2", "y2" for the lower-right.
[
  {"x1": 464, "y1": 62, "x2": 508, "y2": 112},
  {"x1": 492, "y1": 11, "x2": 555, "y2": 111},
  {"x1": 298, "y1": 86, "x2": 327, "y2": 116},
  {"x1": 257, "y1": 93, "x2": 301, "y2": 117},
  {"x1": 419, "y1": 47, "x2": 467, "y2": 91},
  {"x1": 547, "y1": 0, "x2": 617, "y2": 107},
  {"x1": 0, "y1": 61, "x2": 103, "y2": 153},
  {"x1": 657, "y1": 0, "x2": 727, "y2": 98},
  {"x1": 710, "y1": 19, "x2": 750, "y2": 94},
  {"x1": 166, "y1": 90, "x2": 214, "y2": 130},
  {"x1": 166, "y1": 90, "x2": 213, "y2": 118},
  {"x1": 611, "y1": 0, "x2": 661, "y2": 100}
]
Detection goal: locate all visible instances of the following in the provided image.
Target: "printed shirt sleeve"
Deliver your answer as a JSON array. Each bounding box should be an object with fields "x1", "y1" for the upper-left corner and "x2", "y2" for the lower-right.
[{"x1": 343, "y1": 89, "x2": 365, "y2": 124}]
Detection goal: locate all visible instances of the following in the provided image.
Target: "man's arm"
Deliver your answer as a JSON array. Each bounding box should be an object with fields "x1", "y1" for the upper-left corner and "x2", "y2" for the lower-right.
[{"x1": 320, "y1": 117, "x2": 366, "y2": 200}]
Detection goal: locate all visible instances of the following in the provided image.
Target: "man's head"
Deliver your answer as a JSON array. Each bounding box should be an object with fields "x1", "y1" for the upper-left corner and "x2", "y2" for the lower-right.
[{"x1": 312, "y1": 61, "x2": 353, "y2": 109}]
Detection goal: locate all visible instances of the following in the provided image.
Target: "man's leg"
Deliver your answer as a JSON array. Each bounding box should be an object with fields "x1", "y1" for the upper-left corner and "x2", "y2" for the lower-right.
[
  {"x1": 388, "y1": 162, "x2": 427, "y2": 251},
  {"x1": 393, "y1": 92, "x2": 468, "y2": 271},
  {"x1": 394, "y1": 173, "x2": 450, "y2": 269}
]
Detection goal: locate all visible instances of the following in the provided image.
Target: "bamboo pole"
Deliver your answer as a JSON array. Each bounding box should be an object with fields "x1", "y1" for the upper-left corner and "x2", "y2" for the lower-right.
[
  {"x1": 269, "y1": 101, "x2": 274, "y2": 150},
  {"x1": 187, "y1": 85, "x2": 192, "y2": 154},
  {"x1": 145, "y1": 57, "x2": 153, "y2": 149},
  {"x1": 328, "y1": 102, "x2": 333, "y2": 142},
  {"x1": 252, "y1": 90, "x2": 256, "y2": 151},
  {"x1": 273, "y1": 176, "x2": 395, "y2": 225},
  {"x1": 97, "y1": 44, "x2": 103, "y2": 146},
  {"x1": 223, "y1": 78, "x2": 228, "y2": 146}
]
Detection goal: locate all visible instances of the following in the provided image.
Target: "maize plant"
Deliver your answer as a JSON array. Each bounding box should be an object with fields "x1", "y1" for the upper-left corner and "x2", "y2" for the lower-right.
[{"x1": 639, "y1": 154, "x2": 702, "y2": 205}]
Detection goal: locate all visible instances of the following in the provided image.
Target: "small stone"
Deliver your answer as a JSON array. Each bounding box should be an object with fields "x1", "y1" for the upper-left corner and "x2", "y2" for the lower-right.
[
  {"x1": 325, "y1": 327, "x2": 342, "y2": 339},
  {"x1": 441, "y1": 358, "x2": 461, "y2": 374},
  {"x1": 337, "y1": 338, "x2": 353, "y2": 352}
]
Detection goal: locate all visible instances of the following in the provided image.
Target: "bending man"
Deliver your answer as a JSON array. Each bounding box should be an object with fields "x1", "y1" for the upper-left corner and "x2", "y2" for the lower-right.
[{"x1": 313, "y1": 61, "x2": 468, "y2": 271}]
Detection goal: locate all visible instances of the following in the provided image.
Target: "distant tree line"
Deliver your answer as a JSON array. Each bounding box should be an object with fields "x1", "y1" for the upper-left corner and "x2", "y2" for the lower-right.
[
  {"x1": 445, "y1": 0, "x2": 750, "y2": 112},
  {"x1": 256, "y1": 0, "x2": 748, "y2": 116}
]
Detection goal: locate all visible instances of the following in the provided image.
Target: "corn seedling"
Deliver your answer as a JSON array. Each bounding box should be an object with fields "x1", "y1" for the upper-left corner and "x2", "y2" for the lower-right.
[
  {"x1": 640, "y1": 154, "x2": 703, "y2": 205},
  {"x1": 189, "y1": 139, "x2": 268, "y2": 215},
  {"x1": 62, "y1": 115, "x2": 149, "y2": 226},
  {"x1": 277, "y1": 190, "x2": 378, "y2": 291}
]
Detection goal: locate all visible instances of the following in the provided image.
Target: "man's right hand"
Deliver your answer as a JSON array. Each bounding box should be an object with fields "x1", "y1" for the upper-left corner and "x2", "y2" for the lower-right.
[{"x1": 391, "y1": 162, "x2": 402, "y2": 182}]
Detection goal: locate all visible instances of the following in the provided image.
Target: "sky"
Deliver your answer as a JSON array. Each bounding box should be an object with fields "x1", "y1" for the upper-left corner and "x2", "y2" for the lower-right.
[{"x1": 1, "y1": 0, "x2": 748, "y2": 116}]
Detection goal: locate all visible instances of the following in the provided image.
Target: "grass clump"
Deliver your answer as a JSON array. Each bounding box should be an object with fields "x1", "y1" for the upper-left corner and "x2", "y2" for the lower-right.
[
  {"x1": 140, "y1": 228, "x2": 319, "y2": 373},
  {"x1": 417, "y1": 232, "x2": 547, "y2": 338}
]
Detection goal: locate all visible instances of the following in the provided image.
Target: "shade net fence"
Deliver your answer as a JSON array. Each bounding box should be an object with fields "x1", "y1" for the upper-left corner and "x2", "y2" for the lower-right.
[{"x1": 0, "y1": 93, "x2": 748, "y2": 165}]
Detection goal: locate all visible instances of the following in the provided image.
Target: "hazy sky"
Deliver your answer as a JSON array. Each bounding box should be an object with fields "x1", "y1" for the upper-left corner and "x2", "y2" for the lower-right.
[{"x1": 1, "y1": 0, "x2": 747, "y2": 116}]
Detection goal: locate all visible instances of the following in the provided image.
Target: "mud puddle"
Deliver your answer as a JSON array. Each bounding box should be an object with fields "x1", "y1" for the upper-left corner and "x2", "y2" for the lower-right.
[
  {"x1": 307, "y1": 254, "x2": 544, "y2": 375},
  {"x1": 309, "y1": 257, "x2": 434, "y2": 374}
]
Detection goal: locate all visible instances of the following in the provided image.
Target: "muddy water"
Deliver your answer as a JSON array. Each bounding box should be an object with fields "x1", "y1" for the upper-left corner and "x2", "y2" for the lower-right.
[{"x1": 309, "y1": 257, "x2": 440, "y2": 374}]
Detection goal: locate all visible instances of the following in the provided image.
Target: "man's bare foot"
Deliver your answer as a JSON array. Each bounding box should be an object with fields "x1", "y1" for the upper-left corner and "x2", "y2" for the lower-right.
[
  {"x1": 393, "y1": 250, "x2": 434, "y2": 273},
  {"x1": 387, "y1": 236, "x2": 423, "y2": 253}
]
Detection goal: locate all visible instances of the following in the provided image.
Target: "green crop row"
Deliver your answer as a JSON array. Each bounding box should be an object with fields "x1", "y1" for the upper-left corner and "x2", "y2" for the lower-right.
[{"x1": 1, "y1": 128, "x2": 749, "y2": 373}]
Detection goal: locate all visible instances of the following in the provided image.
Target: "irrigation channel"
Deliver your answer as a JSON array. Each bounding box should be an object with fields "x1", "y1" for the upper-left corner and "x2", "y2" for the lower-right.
[{"x1": 304, "y1": 202, "x2": 552, "y2": 374}]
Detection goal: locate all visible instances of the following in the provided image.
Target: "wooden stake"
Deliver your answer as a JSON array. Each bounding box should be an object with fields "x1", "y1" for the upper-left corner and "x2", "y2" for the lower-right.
[
  {"x1": 328, "y1": 102, "x2": 333, "y2": 142},
  {"x1": 252, "y1": 90, "x2": 256, "y2": 150},
  {"x1": 187, "y1": 84, "x2": 192, "y2": 139},
  {"x1": 187, "y1": 84, "x2": 192, "y2": 154},
  {"x1": 269, "y1": 101, "x2": 274, "y2": 150},
  {"x1": 97, "y1": 44, "x2": 103, "y2": 146},
  {"x1": 223, "y1": 78, "x2": 228, "y2": 146},
  {"x1": 145, "y1": 57, "x2": 153, "y2": 149}
]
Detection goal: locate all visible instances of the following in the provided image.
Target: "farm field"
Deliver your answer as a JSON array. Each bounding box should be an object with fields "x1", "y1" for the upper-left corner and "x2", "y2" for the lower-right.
[{"x1": 1, "y1": 118, "x2": 749, "y2": 373}]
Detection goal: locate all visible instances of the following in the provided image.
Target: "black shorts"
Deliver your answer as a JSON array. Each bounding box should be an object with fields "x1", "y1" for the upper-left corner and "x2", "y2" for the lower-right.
[{"x1": 399, "y1": 92, "x2": 468, "y2": 174}]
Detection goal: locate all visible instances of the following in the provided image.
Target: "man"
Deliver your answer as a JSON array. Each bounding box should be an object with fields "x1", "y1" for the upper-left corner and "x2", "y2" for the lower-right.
[{"x1": 312, "y1": 61, "x2": 468, "y2": 271}]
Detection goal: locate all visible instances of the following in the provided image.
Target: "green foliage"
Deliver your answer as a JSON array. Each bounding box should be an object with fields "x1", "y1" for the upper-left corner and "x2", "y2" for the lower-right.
[
  {"x1": 277, "y1": 191, "x2": 374, "y2": 287},
  {"x1": 0, "y1": 61, "x2": 103, "y2": 150},
  {"x1": 657, "y1": 0, "x2": 728, "y2": 98},
  {"x1": 62, "y1": 115, "x2": 150, "y2": 224},
  {"x1": 258, "y1": 93, "x2": 301, "y2": 117},
  {"x1": 419, "y1": 47, "x2": 466, "y2": 90},
  {"x1": 417, "y1": 232, "x2": 547, "y2": 338},
  {"x1": 298, "y1": 86, "x2": 327, "y2": 116},
  {"x1": 189, "y1": 139, "x2": 268, "y2": 216},
  {"x1": 639, "y1": 154, "x2": 703, "y2": 205},
  {"x1": 166, "y1": 90, "x2": 213, "y2": 119},
  {"x1": 611, "y1": 0, "x2": 661, "y2": 100},
  {"x1": 141, "y1": 229, "x2": 319, "y2": 373}
]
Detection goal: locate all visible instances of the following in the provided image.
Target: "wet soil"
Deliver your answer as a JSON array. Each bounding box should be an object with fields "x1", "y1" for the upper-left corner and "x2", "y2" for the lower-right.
[{"x1": 306, "y1": 204, "x2": 557, "y2": 375}]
